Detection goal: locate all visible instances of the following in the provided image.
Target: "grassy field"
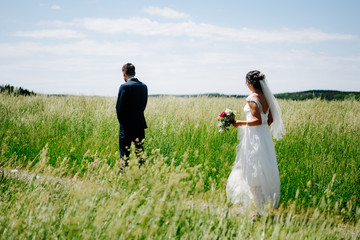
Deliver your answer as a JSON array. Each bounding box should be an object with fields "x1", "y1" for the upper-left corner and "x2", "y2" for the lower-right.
[{"x1": 0, "y1": 94, "x2": 359, "y2": 239}]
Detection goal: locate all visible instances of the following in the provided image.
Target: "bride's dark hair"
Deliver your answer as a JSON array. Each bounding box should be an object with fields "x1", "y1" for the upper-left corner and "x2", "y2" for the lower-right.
[{"x1": 246, "y1": 70, "x2": 265, "y2": 91}]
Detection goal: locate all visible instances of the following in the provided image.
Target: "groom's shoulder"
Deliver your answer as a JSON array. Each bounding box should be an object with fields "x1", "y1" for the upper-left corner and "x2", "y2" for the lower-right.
[
  {"x1": 120, "y1": 80, "x2": 133, "y2": 88},
  {"x1": 121, "y1": 79, "x2": 146, "y2": 89},
  {"x1": 129, "y1": 78, "x2": 147, "y2": 87}
]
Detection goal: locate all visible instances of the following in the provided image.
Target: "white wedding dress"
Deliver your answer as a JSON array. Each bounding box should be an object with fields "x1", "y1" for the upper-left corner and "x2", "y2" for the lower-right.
[{"x1": 226, "y1": 94, "x2": 280, "y2": 215}]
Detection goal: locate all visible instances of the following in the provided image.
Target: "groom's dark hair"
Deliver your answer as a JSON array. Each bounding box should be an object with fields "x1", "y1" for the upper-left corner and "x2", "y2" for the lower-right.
[{"x1": 122, "y1": 63, "x2": 136, "y2": 76}]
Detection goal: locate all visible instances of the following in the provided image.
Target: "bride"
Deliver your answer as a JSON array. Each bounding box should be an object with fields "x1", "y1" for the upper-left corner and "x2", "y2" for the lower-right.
[{"x1": 226, "y1": 70, "x2": 286, "y2": 217}]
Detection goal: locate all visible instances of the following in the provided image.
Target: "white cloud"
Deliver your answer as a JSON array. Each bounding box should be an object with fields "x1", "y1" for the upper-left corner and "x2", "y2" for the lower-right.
[
  {"x1": 0, "y1": 40, "x2": 149, "y2": 57},
  {"x1": 51, "y1": 5, "x2": 61, "y2": 10},
  {"x1": 38, "y1": 20, "x2": 76, "y2": 28},
  {"x1": 42, "y1": 18, "x2": 358, "y2": 43},
  {"x1": 3, "y1": 9, "x2": 360, "y2": 95},
  {"x1": 142, "y1": 6, "x2": 190, "y2": 19},
  {"x1": 10, "y1": 29, "x2": 86, "y2": 39},
  {"x1": 1, "y1": 40, "x2": 359, "y2": 95}
]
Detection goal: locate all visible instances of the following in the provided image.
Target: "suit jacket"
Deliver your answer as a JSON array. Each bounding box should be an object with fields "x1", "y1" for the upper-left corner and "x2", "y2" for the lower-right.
[{"x1": 116, "y1": 78, "x2": 148, "y2": 133}]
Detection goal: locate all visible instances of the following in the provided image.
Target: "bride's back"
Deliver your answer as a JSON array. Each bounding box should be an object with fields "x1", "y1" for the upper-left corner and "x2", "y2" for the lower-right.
[{"x1": 253, "y1": 93, "x2": 269, "y2": 114}]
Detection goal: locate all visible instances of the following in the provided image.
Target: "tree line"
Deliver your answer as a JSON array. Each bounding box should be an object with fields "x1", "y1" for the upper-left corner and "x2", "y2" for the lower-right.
[
  {"x1": 274, "y1": 90, "x2": 360, "y2": 101},
  {"x1": 152, "y1": 90, "x2": 360, "y2": 101},
  {"x1": 0, "y1": 85, "x2": 36, "y2": 96},
  {"x1": 1, "y1": 84, "x2": 359, "y2": 100}
]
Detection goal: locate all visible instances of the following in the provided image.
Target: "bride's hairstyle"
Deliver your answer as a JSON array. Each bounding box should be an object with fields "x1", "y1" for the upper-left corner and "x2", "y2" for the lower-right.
[{"x1": 246, "y1": 70, "x2": 265, "y2": 91}]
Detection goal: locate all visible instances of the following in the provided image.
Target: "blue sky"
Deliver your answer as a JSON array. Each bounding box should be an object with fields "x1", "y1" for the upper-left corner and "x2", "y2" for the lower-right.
[{"x1": 1, "y1": 0, "x2": 359, "y2": 96}]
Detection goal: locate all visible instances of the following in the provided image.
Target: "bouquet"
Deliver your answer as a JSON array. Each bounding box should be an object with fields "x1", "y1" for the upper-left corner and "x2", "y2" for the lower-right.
[{"x1": 217, "y1": 109, "x2": 236, "y2": 132}]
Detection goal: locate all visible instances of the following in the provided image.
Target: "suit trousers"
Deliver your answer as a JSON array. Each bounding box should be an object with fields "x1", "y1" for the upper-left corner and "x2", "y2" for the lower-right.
[{"x1": 119, "y1": 128, "x2": 145, "y2": 164}]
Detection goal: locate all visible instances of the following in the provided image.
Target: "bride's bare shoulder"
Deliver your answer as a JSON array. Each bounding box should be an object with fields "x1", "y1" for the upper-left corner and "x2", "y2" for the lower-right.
[
  {"x1": 259, "y1": 94, "x2": 269, "y2": 111},
  {"x1": 251, "y1": 93, "x2": 269, "y2": 111}
]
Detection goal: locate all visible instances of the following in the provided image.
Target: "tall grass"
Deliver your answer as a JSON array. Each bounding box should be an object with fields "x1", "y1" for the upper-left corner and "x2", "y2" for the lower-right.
[{"x1": 0, "y1": 94, "x2": 359, "y2": 238}]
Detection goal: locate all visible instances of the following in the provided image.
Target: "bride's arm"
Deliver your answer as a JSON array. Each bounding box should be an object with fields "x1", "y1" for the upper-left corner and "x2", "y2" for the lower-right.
[{"x1": 233, "y1": 102, "x2": 262, "y2": 127}]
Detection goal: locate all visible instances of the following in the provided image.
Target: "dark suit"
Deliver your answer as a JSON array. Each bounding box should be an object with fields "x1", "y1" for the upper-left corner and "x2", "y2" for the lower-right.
[{"x1": 116, "y1": 78, "x2": 148, "y2": 160}]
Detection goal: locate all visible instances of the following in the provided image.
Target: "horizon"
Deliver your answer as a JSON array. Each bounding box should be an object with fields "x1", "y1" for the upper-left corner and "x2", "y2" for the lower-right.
[
  {"x1": 1, "y1": 0, "x2": 360, "y2": 96},
  {"x1": 2, "y1": 83, "x2": 359, "y2": 98}
]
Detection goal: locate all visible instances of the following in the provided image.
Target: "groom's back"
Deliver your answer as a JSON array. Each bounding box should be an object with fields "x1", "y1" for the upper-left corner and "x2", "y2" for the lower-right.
[{"x1": 116, "y1": 78, "x2": 148, "y2": 131}]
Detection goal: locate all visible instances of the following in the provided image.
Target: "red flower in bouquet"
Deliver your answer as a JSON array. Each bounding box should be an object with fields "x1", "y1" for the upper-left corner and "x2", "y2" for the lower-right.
[
  {"x1": 217, "y1": 109, "x2": 236, "y2": 132},
  {"x1": 220, "y1": 112, "x2": 226, "y2": 118}
]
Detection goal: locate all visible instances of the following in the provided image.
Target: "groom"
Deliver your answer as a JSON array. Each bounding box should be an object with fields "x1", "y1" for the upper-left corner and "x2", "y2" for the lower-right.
[{"x1": 116, "y1": 63, "x2": 148, "y2": 165}]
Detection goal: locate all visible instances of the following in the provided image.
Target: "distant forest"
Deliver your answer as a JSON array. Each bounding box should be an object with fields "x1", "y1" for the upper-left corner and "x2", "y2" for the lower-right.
[
  {"x1": 274, "y1": 90, "x2": 360, "y2": 101},
  {"x1": 0, "y1": 84, "x2": 36, "y2": 96},
  {"x1": 152, "y1": 90, "x2": 360, "y2": 101},
  {"x1": 1, "y1": 84, "x2": 359, "y2": 100}
]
